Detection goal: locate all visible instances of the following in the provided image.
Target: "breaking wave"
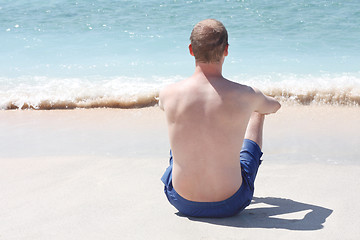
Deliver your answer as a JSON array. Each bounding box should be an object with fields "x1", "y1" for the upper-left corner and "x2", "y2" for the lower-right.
[{"x1": 1, "y1": 73, "x2": 359, "y2": 110}]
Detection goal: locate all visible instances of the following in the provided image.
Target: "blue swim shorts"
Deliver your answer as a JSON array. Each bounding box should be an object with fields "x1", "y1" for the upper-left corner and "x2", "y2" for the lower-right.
[{"x1": 161, "y1": 139, "x2": 263, "y2": 218}]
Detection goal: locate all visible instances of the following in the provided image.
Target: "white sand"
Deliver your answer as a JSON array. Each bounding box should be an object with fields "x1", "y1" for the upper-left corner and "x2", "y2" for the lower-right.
[{"x1": 0, "y1": 106, "x2": 359, "y2": 239}]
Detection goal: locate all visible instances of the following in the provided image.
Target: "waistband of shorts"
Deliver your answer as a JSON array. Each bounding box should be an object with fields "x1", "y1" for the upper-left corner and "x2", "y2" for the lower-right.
[{"x1": 169, "y1": 180, "x2": 249, "y2": 208}]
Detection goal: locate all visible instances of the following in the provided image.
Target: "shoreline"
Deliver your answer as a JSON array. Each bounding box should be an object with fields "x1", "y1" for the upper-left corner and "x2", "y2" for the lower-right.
[{"x1": 1, "y1": 104, "x2": 359, "y2": 164}]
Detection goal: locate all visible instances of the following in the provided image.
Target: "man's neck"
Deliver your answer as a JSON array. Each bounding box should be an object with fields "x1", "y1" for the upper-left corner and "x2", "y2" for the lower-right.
[{"x1": 194, "y1": 61, "x2": 224, "y2": 80}]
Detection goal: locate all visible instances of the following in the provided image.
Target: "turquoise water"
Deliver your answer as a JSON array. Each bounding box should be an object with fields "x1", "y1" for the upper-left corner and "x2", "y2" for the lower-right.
[{"x1": 1, "y1": 0, "x2": 359, "y2": 109}]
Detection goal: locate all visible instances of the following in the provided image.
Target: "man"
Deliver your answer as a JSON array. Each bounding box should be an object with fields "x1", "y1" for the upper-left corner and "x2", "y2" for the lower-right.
[{"x1": 159, "y1": 19, "x2": 281, "y2": 218}]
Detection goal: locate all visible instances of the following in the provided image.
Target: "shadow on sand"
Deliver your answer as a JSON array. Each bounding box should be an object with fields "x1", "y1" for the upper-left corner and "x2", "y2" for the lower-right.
[{"x1": 181, "y1": 197, "x2": 333, "y2": 230}]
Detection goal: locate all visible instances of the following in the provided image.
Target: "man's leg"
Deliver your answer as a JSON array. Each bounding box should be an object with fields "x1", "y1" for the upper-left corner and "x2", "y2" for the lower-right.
[
  {"x1": 240, "y1": 112, "x2": 264, "y2": 193},
  {"x1": 244, "y1": 112, "x2": 265, "y2": 149}
]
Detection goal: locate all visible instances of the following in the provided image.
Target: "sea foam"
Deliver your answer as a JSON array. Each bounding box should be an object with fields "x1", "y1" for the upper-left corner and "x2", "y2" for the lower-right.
[{"x1": 1, "y1": 73, "x2": 359, "y2": 110}]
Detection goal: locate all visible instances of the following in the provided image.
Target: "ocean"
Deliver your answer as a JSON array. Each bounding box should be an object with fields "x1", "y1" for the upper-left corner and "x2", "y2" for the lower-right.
[{"x1": 1, "y1": 0, "x2": 359, "y2": 109}]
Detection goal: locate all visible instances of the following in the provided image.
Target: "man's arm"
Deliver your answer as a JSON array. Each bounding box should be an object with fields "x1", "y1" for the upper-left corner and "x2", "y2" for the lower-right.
[
  {"x1": 252, "y1": 87, "x2": 281, "y2": 115},
  {"x1": 158, "y1": 86, "x2": 169, "y2": 111},
  {"x1": 158, "y1": 97, "x2": 164, "y2": 111}
]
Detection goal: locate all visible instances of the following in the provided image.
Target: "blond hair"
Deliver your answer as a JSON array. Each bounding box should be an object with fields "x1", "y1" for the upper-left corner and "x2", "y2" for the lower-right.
[{"x1": 190, "y1": 19, "x2": 228, "y2": 63}]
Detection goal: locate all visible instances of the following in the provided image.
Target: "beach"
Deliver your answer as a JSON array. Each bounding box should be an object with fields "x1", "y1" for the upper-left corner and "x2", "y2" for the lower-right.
[
  {"x1": 1, "y1": 0, "x2": 360, "y2": 239},
  {"x1": 1, "y1": 105, "x2": 359, "y2": 239}
]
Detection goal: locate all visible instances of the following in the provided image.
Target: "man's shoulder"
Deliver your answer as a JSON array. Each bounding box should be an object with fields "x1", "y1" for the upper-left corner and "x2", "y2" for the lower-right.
[
  {"x1": 159, "y1": 80, "x2": 186, "y2": 110},
  {"x1": 160, "y1": 81, "x2": 182, "y2": 98},
  {"x1": 222, "y1": 79, "x2": 255, "y2": 95}
]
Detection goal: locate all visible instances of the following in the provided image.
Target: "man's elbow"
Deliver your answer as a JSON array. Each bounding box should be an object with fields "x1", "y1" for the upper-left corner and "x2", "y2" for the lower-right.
[
  {"x1": 272, "y1": 101, "x2": 281, "y2": 113},
  {"x1": 265, "y1": 100, "x2": 281, "y2": 114}
]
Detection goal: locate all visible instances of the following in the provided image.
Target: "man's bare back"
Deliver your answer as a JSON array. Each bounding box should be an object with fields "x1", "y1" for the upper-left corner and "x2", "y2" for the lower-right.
[
  {"x1": 160, "y1": 63, "x2": 280, "y2": 202},
  {"x1": 160, "y1": 19, "x2": 280, "y2": 211}
]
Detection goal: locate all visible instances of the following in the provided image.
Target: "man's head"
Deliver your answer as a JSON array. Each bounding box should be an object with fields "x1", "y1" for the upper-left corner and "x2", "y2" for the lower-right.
[{"x1": 189, "y1": 19, "x2": 228, "y2": 63}]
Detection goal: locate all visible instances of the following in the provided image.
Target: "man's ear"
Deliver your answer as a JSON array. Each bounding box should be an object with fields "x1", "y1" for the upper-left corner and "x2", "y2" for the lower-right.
[
  {"x1": 224, "y1": 44, "x2": 229, "y2": 57},
  {"x1": 189, "y1": 44, "x2": 195, "y2": 56}
]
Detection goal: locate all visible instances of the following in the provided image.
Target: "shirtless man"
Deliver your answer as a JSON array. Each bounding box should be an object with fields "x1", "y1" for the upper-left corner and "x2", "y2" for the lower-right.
[{"x1": 159, "y1": 19, "x2": 281, "y2": 218}]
